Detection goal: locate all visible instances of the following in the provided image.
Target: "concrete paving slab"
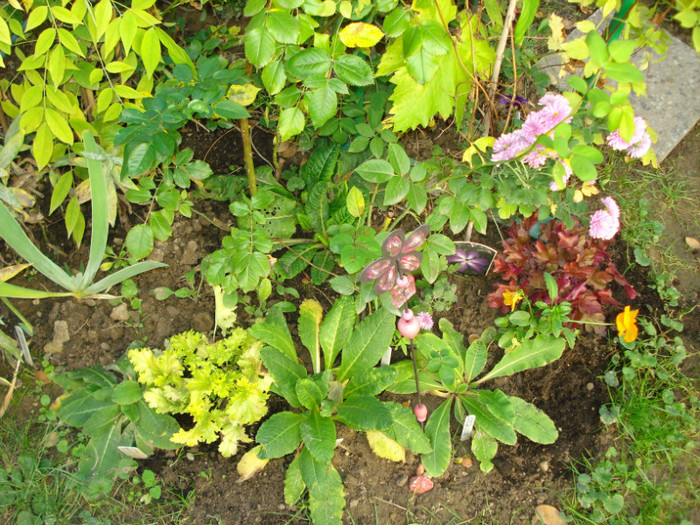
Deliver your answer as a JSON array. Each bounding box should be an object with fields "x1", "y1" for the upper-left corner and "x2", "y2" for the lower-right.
[{"x1": 537, "y1": 10, "x2": 700, "y2": 163}]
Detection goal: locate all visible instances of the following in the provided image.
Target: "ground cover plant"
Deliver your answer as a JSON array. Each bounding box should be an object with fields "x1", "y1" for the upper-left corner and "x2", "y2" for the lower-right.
[{"x1": 0, "y1": 0, "x2": 698, "y2": 523}]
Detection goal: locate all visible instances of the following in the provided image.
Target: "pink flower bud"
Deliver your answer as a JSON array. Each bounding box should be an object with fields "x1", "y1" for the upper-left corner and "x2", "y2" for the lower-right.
[
  {"x1": 414, "y1": 403, "x2": 428, "y2": 423},
  {"x1": 397, "y1": 309, "x2": 421, "y2": 339}
]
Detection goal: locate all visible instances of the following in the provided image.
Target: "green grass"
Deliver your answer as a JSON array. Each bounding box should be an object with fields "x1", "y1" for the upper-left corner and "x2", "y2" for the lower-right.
[
  {"x1": 0, "y1": 376, "x2": 192, "y2": 525},
  {"x1": 564, "y1": 316, "x2": 700, "y2": 524}
]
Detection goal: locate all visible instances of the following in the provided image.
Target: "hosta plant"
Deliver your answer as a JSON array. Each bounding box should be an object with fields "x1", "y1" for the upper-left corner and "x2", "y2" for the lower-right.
[
  {"x1": 128, "y1": 329, "x2": 272, "y2": 457},
  {"x1": 389, "y1": 318, "x2": 563, "y2": 474},
  {"x1": 250, "y1": 299, "x2": 431, "y2": 525},
  {"x1": 488, "y1": 216, "x2": 636, "y2": 334}
]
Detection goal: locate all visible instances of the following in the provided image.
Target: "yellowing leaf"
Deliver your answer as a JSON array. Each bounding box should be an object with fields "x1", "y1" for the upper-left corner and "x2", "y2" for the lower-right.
[
  {"x1": 227, "y1": 83, "x2": 261, "y2": 107},
  {"x1": 462, "y1": 136, "x2": 495, "y2": 166},
  {"x1": 0, "y1": 264, "x2": 31, "y2": 283},
  {"x1": 573, "y1": 181, "x2": 599, "y2": 202},
  {"x1": 214, "y1": 285, "x2": 237, "y2": 334},
  {"x1": 237, "y1": 444, "x2": 269, "y2": 481},
  {"x1": 338, "y1": 22, "x2": 383, "y2": 48},
  {"x1": 366, "y1": 430, "x2": 406, "y2": 462},
  {"x1": 547, "y1": 14, "x2": 566, "y2": 51}
]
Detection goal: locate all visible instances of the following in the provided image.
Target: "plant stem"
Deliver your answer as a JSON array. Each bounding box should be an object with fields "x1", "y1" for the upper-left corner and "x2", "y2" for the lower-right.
[
  {"x1": 410, "y1": 340, "x2": 423, "y2": 428},
  {"x1": 240, "y1": 117, "x2": 257, "y2": 196}
]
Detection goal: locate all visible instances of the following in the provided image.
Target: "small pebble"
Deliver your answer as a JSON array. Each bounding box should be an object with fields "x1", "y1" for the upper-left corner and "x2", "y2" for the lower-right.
[
  {"x1": 539, "y1": 460, "x2": 550, "y2": 472},
  {"x1": 586, "y1": 382, "x2": 594, "y2": 391},
  {"x1": 395, "y1": 474, "x2": 409, "y2": 487}
]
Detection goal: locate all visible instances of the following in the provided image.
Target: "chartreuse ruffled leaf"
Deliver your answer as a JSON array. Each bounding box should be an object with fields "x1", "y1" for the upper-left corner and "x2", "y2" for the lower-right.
[
  {"x1": 319, "y1": 295, "x2": 355, "y2": 369},
  {"x1": 422, "y1": 397, "x2": 453, "y2": 477},
  {"x1": 477, "y1": 335, "x2": 565, "y2": 383},
  {"x1": 257, "y1": 411, "x2": 305, "y2": 459},
  {"x1": 337, "y1": 308, "x2": 395, "y2": 382}
]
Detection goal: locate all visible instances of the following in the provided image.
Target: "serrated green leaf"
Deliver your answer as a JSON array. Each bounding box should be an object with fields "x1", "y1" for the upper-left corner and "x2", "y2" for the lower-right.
[
  {"x1": 310, "y1": 251, "x2": 335, "y2": 285},
  {"x1": 249, "y1": 307, "x2": 297, "y2": 360},
  {"x1": 509, "y1": 396, "x2": 558, "y2": 444},
  {"x1": 50, "y1": 171, "x2": 73, "y2": 215},
  {"x1": 471, "y1": 429, "x2": 498, "y2": 472},
  {"x1": 261, "y1": 347, "x2": 305, "y2": 407},
  {"x1": 284, "y1": 453, "x2": 305, "y2": 505},
  {"x1": 262, "y1": 60, "x2": 286, "y2": 95},
  {"x1": 422, "y1": 398, "x2": 453, "y2": 477},
  {"x1": 344, "y1": 367, "x2": 397, "y2": 398},
  {"x1": 383, "y1": 175, "x2": 410, "y2": 206},
  {"x1": 300, "y1": 411, "x2": 336, "y2": 463},
  {"x1": 356, "y1": 159, "x2": 394, "y2": 183},
  {"x1": 287, "y1": 47, "x2": 331, "y2": 78},
  {"x1": 333, "y1": 54, "x2": 373, "y2": 86},
  {"x1": 245, "y1": 26, "x2": 276, "y2": 68},
  {"x1": 478, "y1": 335, "x2": 565, "y2": 383},
  {"x1": 337, "y1": 308, "x2": 395, "y2": 381},
  {"x1": 278, "y1": 107, "x2": 305, "y2": 141},
  {"x1": 257, "y1": 411, "x2": 305, "y2": 459},
  {"x1": 266, "y1": 9, "x2": 299, "y2": 44},
  {"x1": 308, "y1": 84, "x2": 337, "y2": 128},
  {"x1": 111, "y1": 381, "x2": 143, "y2": 405},
  {"x1": 385, "y1": 403, "x2": 432, "y2": 454}
]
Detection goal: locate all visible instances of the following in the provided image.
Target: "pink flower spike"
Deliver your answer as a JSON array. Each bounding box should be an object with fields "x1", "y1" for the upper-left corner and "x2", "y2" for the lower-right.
[
  {"x1": 416, "y1": 312, "x2": 434, "y2": 330},
  {"x1": 589, "y1": 210, "x2": 620, "y2": 240},
  {"x1": 409, "y1": 475, "x2": 434, "y2": 494},
  {"x1": 600, "y1": 196, "x2": 620, "y2": 220}
]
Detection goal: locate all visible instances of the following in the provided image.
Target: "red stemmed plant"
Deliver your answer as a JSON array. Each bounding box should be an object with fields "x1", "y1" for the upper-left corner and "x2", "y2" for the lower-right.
[{"x1": 488, "y1": 216, "x2": 636, "y2": 335}]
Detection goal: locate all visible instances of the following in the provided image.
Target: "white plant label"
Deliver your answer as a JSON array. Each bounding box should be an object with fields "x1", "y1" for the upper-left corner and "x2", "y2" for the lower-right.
[
  {"x1": 380, "y1": 346, "x2": 392, "y2": 366},
  {"x1": 460, "y1": 414, "x2": 476, "y2": 441}
]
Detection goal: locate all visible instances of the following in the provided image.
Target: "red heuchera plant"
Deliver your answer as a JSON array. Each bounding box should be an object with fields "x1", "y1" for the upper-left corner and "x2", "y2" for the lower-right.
[{"x1": 487, "y1": 216, "x2": 636, "y2": 335}]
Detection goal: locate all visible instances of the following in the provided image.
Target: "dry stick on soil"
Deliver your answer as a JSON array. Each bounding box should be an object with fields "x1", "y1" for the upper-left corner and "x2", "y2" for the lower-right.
[
  {"x1": 484, "y1": 0, "x2": 518, "y2": 137},
  {"x1": 0, "y1": 358, "x2": 22, "y2": 418},
  {"x1": 240, "y1": 117, "x2": 257, "y2": 196}
]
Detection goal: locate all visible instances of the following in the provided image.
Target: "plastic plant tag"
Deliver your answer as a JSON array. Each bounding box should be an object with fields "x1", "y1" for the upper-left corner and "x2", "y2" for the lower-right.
[
  {"x1": 460, "y1": 414, "x2": 476, "y2": 441},
  {"x1": 381, "y1": 346, "x2": 392, "y2": 366},
  {"x1": 117, "y1": 446, "x2": 149, "y2": 459}
]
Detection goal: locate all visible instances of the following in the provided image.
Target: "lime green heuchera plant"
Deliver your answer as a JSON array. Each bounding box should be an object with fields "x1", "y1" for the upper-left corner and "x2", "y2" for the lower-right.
[{"x1": 128, "y1": 329, "x2": 272, "y2": 457}]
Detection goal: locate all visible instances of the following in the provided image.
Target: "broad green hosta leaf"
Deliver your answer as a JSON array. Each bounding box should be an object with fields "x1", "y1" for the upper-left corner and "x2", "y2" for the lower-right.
[
  {"x1": 257, "y1": 411, "x2": 305, "y2": 459},
  {"x1": 300, "y1": 411, "x2": 336, "y2": 464},
  {"x1": 422, "y1": 397, "x2": 453, "y2": 477},
  {"x1": 337, "y1": 308, "x2": 395, "y2": 382},
  {"x1": 367, "y1": 430, "x2": 406, "y2": 462},
  {"x1": 477, "y1": 335, "x2": 565, "y2": 383},
  {"x1": 319, "y1": 295, "x2": 355, "y2": 369},
  {"x1": 509, "y1": 396, "x2": 558, "y2": 444}
]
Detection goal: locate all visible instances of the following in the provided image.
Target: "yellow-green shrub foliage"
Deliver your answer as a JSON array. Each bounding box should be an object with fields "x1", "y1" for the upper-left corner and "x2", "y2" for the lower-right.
[{"x1": 128, "y1": 329, "x2": 272, "y2": 457}]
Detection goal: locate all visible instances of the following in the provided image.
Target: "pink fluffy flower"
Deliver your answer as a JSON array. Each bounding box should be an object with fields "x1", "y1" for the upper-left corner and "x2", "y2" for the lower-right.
[
  {"x1": 606, "y1": 117, "x2": 652, "y2": 159},
  {"x1": 523, "y1": 145, "x2": 557, "y2": 169},
  {"x1": 589, "y1": 209, "x2": 620, "y2": 240},
  {"x1": 416, "y1": 312, "x2": 434, "y2": 330},
  {"x1": 537, "y1": 93, "x2": 573, "y2": 127},
  {"x1": 491, "y1": 129, "x2": 532, "y2": 162},
  {"x1": 601, "y1": 196, "x2": 620, "y2": 220}
]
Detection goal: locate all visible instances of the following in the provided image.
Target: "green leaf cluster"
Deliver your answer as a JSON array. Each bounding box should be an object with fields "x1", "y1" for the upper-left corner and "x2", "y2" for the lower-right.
[
  {"x1": 390, "y1": 319, "x2": 562, "y2": 475},
  {"x1": 128, "y1": 329, "x2": 272, "y2": 457},
  {"x1": 251, "y1": 300, "x2": 431, "y2": 525},
  {"x1": 54, "y1": 355, "x2": 180, "y2": 499}
]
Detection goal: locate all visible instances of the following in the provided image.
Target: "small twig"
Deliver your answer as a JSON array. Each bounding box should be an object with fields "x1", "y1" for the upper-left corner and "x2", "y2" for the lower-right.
[
  {"x1": 240, "y1": 118, "x2": 258, "y2": 196},
  {"x1": 0, "y1": 358, "x2": 22, "y2": 418},
  {"x1": 373, "y1": 497, "x2": 408, "y2": 511},
  {"x1": 484, "y1": 0, "x2": 518, "y2": 137}
]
